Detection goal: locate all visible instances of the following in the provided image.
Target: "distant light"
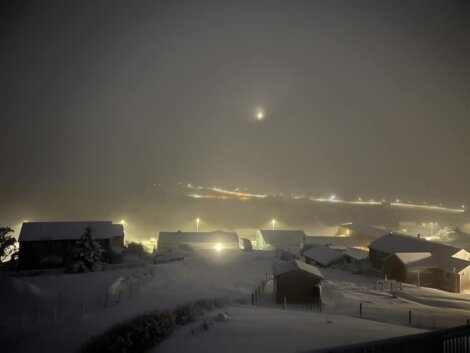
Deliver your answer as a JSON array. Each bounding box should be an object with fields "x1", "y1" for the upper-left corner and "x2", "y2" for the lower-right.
[
  {"x1": 462, "y1": 205, "x2": 466, "y2": 209},
  {"x1": 256, "y1": 111, "x2": 264, "y2": 120},
  {"x1": 329, "y1": 195, "x2": 336, "y2": 201},
  {"x1": 120, "y1": 219, "x2": 126, "y2": 225},
  {"x1": 396, "y1": 199, "x2": 400, "y2": 203},
  {"x1": 272, "y1": 219, "x2": 276, "y2": 230},
  {"x1": 214, "y1": 243, "x2": 223, "y2": 252}
]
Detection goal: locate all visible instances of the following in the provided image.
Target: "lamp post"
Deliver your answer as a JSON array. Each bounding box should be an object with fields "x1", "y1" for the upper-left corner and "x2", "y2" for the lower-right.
[
  {"x1": 272, "y1": 219, "x2": 276, "y2": 230},
  {"x1": 196, "y1": 218, "x2": 200, "y2": 232}
]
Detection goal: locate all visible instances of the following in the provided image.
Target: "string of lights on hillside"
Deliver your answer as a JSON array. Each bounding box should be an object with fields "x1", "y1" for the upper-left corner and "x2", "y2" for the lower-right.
[{"x1": 182, "y1": 184, "x2": 465, "y2": 214}]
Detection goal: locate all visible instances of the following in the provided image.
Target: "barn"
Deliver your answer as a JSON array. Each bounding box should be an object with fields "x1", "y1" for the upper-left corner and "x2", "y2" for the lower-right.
[
  {"x1": 256, "y1": 229, "x2": 305, "y2": 251},
  {"x1": 157, "y1": 230, "x2": 239, "y2": 251},
  {"x1": 18, "y1": 221, "x2": 125, "y2": 270},
  {"x1": 273, "y1": 260, "x2": 324, "y2": 305}
]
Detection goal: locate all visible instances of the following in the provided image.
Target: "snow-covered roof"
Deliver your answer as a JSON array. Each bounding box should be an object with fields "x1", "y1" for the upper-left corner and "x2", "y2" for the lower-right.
[
  {"x1": 370, "y1": 233, "x2": 462, "y2": 258},
  {"x1": 393, "y1": 252, "x2": 432, "y2": 265},
  {"x1": 343, "y1": 247, "x2": 369, "y2": 261},
  {"x1": 304, "y1": 236, "x2": 362, "y2": 248},
  {"x1": 258, "y1": 230, "x2": 305, "y2": 245},
  {"x1": 19, "y1": 221, "x2": 119, "y2": 242},
  {"x1": 303, "y1": 245, "x2": 345, "y2": 266},
  {"x1": 158, "y1": 230, "x2": 239, "y2": 244},
  {"x1": 338, "y1": 223, "x2": 390, "y2": 239},
  {"x1": 389, "y1": 252, "x2": 470, "y2": 273},
  {"x1": 273, "y1": 260, "x2": 324, "y2": 279}
]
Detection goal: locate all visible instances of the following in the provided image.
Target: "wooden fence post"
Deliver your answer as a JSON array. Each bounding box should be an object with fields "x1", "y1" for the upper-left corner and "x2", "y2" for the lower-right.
[
  {"x1": 360, "y1": 302, "x2": 363, "y2": 319},
  {"x1": 408, "y1": 310, "x2": 412, "y2": 326},
  {"x1": 251, "y1": 293, "x2": 255, "y2": 305},
  {"x1": 283, "y1": 296, "x2": 287, "y2": 310}
]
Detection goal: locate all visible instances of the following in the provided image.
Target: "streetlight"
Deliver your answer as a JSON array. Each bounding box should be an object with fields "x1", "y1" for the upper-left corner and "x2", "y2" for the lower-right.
[
  {"x1": 196, "y1": 218, "x2": 200, "y2": 232},
  {"x1": 272, "y1": 219, "x2": 276, "y2": 230}
]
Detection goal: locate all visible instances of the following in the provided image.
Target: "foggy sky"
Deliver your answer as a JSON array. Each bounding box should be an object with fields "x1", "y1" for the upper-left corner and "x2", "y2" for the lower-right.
[{"x1": 2, "y1": 0, "x2": 470, "y2": 225}]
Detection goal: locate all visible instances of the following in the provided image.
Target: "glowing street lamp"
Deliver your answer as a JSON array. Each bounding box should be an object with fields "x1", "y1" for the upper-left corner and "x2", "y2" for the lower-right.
[
  {"x1": 196, "y1": 218, "x2": 200, "y2": 232},
  {"x1": 272, "y1": 219, "x2": 276, "y2": 230},
  {"x1": 120, "y1": 219, "x2": 126, "y2": 225},
  {"x1": 214, "y1": 242, "x2": 223, "y2": 252}
]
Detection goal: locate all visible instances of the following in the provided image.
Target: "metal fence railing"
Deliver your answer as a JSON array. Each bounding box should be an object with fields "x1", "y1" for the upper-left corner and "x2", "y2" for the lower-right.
[{"x1": 305, "y1": 324, "x2": 470, "y2": 353}]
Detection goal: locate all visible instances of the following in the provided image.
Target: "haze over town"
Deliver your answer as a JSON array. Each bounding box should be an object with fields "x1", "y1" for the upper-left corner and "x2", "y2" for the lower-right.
[{"x1": 2, "y1": 1, "x2": 470, "y2": 353}]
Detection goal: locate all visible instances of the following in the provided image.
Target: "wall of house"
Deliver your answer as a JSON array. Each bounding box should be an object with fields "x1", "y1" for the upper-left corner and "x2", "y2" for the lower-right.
[
  {"x1": 19, "y1": 239, "x2": 113, "y2": 270},
  {"x1": 459, "y1": 268, "x2": 470, "y2": 292},
  {"x1": 404, "y1": 268, "x2": 460, "y2": 293},
  {"x1": 369, "y1": 248, "x2": 390, "y2": 269},
  {"x1": 158, "y1": 241, "x2": 239, "y2": 251},
  {"x1": 383, "y1": 256, "x2": 407, "y2": 282},
  {"x1": 274, "y1": 271, "x2": 321, "y2": 304}
]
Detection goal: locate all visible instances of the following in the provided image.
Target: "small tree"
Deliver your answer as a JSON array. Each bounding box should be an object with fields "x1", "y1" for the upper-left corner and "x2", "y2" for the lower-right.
[
  {"x1": 0, "y1": 227, "x2": 16, "y2": 263},
  {"x1": 68, "y1": 226, "x2": 106, "y2": 273},
  {"x1": 126, "y1": 241, "x2": 146, "y2": 258}
]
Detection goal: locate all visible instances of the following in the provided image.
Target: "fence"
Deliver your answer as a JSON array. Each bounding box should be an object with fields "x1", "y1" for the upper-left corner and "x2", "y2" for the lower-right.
[
  {"x1": 306, "y1": 323, "x2": 470, "y2": 353},
  {"x1": 0, "y1": 264, "x2": 158, "y2": 352}
]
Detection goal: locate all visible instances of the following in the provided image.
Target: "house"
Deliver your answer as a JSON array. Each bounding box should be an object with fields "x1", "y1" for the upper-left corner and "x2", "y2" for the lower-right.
[
  {"x1": 369, "y1": 233, "x2": 470, "y2": 269},
  {"x1": 157, "y1": 230, "x2": 239, "y2": 251},
  {"x1": 343, "y1": 247, "x2": 369, "y2": 263},
  {"x1": 383, "y1": 252, "x2": 470, "y2": 293},
  {"x1": 303, "y1": 245, "x2": 345, "y2": 267},
  {"x1": 256, "y1": 229, "x2": 305, "y2": 251},
  {"x1": 18, "y1": 221, "x2": 125, "y2": 270},
  {"x1": 370, "y1": 233, "x2": 470, "y2": 293},
  {"x1": 303, "y1": 235, "x2": 363, "y2": 252},
  {"x1": 273, "y1": 260, "x2": 324, "y2": 305},
  {"x1": 337, "y1": 223, "x2": 391, "y2": 244}
]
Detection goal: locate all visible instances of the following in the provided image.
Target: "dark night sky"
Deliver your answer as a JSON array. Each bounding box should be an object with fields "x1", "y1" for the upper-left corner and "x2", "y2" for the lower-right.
[{"x1": 1, "y1": 0, "x2": 470, "y2": 225}]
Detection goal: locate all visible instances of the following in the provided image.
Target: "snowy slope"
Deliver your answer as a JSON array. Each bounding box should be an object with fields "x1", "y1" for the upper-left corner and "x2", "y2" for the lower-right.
[{"x1": 154, "y1": 305, "x2": 425, "y2": 353}]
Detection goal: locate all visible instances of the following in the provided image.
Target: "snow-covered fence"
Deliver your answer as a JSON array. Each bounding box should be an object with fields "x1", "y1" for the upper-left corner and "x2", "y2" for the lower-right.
[
  {"x1": 375, "y1": 279, "x2": 402, "y2": 292},
  {"x1": 0, "y1": 264, "x2": 159, "y2": 350}
]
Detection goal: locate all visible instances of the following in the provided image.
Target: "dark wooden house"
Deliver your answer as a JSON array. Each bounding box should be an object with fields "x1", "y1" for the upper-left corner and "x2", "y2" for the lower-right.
[
  {"x1": 18, "y1": 221, "x2": 125, "y2": 270},
  {"x1": 370, "y1": 233, "x2": 470, "y2": 293},
  {"x1": 273, "y1": 260, "x2": 324, "y2": 305}
]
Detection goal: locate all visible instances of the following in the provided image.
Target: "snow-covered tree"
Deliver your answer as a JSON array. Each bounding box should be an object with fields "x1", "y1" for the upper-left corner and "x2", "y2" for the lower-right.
[
  {"x1": 68, "y1": 226, "x2": 106, "y2": 273},
  {"x1": 0, "y1": 227, "x2": 17, "y2": 263}
]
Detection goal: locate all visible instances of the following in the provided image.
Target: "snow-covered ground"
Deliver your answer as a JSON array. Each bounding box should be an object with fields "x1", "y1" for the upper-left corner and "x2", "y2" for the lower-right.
[
  {"x1": 3, "y1": 250, "x2": 470, "y2": 353},
  {"x1": 1, "y1": 250, "x2": 273, "y2": 353},
  {"x1": 321, "y1": 268, "x2": 470, "y2": 329},
  {"x1": 154, "y1": 305, "x2": 425, "y2": 353}
]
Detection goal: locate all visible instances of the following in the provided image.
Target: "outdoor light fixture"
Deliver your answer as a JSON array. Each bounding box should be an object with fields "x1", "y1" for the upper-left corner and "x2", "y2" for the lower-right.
[
  {"x1": 196, "y1": 218, "x2": 200, "y2": 232},
  {"x1": 272, "y1": 219, "x2": 276, "y2": 230},
  {"x1": 214, "y1": 243, "x2": 223, "y2": 252}
]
